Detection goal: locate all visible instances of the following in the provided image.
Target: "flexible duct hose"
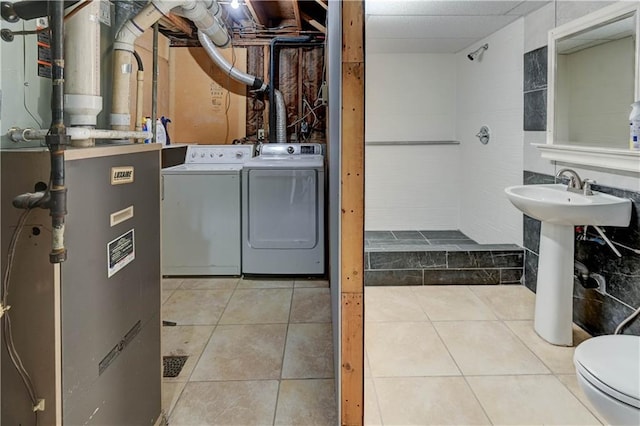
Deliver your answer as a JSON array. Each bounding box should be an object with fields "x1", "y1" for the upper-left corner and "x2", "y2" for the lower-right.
[
  {"x1": 274, "y1": 89, "x2": 286, "y2": 143},
  {"x1": 197, "y1": 30, "x2": 267, "y2": 91}
]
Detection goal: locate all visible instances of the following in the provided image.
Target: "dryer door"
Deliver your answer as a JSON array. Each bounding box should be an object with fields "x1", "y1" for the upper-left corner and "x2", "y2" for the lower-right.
[{"x1": 246, "y1": 168, "x2": 319, "y2": 249}]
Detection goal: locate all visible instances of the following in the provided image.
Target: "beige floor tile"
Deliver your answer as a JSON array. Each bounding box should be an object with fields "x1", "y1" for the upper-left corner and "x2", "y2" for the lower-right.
[
  {"x1": 282, "y1": 323, "x2": 334, "y2": 379},
  {"x1": 163, "y1": 278, "x2": 183, "y2": 291},
  {"x1": 170, "y1": 380, "x2": 279, "y2": 425},
  {"x1": 557, "y1": 374, "x2": 608, "y2": 425},
  {"x1": 506, "y1": 320, "x2": 591, "y2": 373},
  {"x1": 375, "y1": 377, "x2": 491, "y2": 425},
  {"x1": 162, "y1": 289, "x2": 232, "y2": 325},
  {"x1": 274, "y1": 379, "x2": 337, "y2": 426},
  {"x1": 290, "y1": 288, "x2": 331, "y2": 323},
  {"x1": 364, "y1": 379, "x2": 382, "y2": 426},
  {"x1": 365, "y1": 286, "x2": 429, "y2": 322},
  {"x1": 162, "y1": 381, "x2": 186, "y2": 417},
  {"x1": 237, "y1": 278, "x2": 294, "y2": 289},
  {"x1": 467, "y1": 375, "x2": 601, "y2": 425},
  {"x1": 162, "y1": 288, "x2": 176, "y2": 305},
  {"x1": 412, "y1": 286, "x2": 497, "y2": 321},
  {"x1": 179, "y1": 277, "x2": 239, "y2": 290},
  {"x1": 469, "y1": 285, "x2": 535, "y2": 320},
  {"x1": 294, "y1": 279, "x2": 329, "y2": 288},
  {"x1": 161, "y1": 325, "x2": 214, "y2": 382},
  {"x1": 434, "y1": 321, "x2": 550, "y2": 375},
  {"x1": 366, "y1": 321, "x2": 460, "y2": 377},
  {"x1": 190, "y1": 324, "x2": 287, "y2": 380},
  {"x1": 219, "y1": 289, "x2": 292, "y2": 324}
]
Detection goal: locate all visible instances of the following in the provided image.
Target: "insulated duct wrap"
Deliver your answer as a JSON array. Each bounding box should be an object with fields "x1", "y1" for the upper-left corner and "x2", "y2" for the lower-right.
[
  {"x1": 274, "y1": 90, "x2": 286, "y2": 143},
  {"x1": 198, "y1": 31, "x2": 267, "y2": 91}
]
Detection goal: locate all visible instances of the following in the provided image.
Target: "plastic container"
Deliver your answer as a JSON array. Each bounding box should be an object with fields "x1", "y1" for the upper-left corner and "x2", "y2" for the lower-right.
[
  {"x1": 156, "y1": 118, "x2": 167, "y2": 145},
  {"x1": 630, "y1": 101, "x2": 640, "y2": 150},
  {"x1": 142, "y1": 117, "x2": 152, "y2": 143}
]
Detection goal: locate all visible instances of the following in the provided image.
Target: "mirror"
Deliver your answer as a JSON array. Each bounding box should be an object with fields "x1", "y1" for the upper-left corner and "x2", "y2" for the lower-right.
[{"x1": 541, "y1": 2, "x2": 640, "y2": 172}]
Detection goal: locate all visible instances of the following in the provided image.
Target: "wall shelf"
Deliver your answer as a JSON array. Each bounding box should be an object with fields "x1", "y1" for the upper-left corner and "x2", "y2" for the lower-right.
[{"x1": 534, "y1": 143, "x2": 640, "y2": 173}]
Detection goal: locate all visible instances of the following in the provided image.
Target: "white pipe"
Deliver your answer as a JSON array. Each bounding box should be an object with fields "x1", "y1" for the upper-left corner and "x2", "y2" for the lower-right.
[
  {"x1": 64, "y1": 1, "x2": 103, "y2": 145},
  {"x1": 9, "y1": 128, "x2": 151, "y2": 142},
  {"x1": 176, "y1": 0, "x2": 230, "y2": 47},
  {"x1": 197, "y1": 30, "x2": 267, "y2": 91},
  {"x1": 111, "y1": 2, "x2": 168, "y2": 130},
  {"x1": 274, "y1": 89, "x2": 286, "y2": 143},
  {"x1": 135, "y1": 70, "x2": 145, "y2": 131}
]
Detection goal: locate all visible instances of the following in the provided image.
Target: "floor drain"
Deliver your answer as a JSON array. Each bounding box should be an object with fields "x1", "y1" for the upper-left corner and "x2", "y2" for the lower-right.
[{"x1": 163, "y1": 355, "x2": 188, "y2": 378}]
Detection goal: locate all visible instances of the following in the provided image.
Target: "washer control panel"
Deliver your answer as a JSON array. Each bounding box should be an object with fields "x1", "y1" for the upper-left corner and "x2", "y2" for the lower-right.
[
  {"x1": 185, "y1": 145, "x2": 254, "y2": 164},
  {"x1": 260, "y1": 143, "x2": 323, "y2": 156}
]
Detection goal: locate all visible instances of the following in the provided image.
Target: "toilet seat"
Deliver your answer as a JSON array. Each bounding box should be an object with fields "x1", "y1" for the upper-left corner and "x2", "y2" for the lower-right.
[{"x1": 574, "y1": 335, "x2": 640, "y2": 409}]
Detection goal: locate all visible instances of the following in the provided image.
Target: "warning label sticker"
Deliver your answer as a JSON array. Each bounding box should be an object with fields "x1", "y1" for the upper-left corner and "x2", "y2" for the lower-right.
[
  {"x1": 36, "y1": 22, "x2": 51, "y2": 79},
  {"x1": 107, "y1": 229, "x2": 135, "y2": 278}
]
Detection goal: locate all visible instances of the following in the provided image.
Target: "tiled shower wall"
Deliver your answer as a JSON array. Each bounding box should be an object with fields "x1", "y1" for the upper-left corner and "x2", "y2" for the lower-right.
[{"x1": 523, "y1": 172, "x2": 640, "y2": 336}]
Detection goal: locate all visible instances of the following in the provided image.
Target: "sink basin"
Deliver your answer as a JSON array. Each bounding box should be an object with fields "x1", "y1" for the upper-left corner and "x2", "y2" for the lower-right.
[
  {"x1": 505, "y1": 183, "x2": 631, "y2": 346},
  {"x1": 505, "y1": 184, "x2": 631, "y2": 226}
]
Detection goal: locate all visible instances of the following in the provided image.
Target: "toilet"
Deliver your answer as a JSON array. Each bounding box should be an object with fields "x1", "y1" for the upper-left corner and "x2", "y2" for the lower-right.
[{"x1": 573, "y1": 335, "x2": 640, "y2": 425}]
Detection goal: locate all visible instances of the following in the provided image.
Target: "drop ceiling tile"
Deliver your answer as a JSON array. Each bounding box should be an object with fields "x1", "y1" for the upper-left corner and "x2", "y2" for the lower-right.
[
  {"x1": 366, "y1": 1, "x2": 529, "y2": 17},
  {"x1": 366, "y1": 37, "x2": 479, "y2": 54},
  {"x1": 505, "y1": 1, "x2": 551, "y2": 16},
  {"x1": 367, "y1": 15, "x2": 517, "y2": 40}
]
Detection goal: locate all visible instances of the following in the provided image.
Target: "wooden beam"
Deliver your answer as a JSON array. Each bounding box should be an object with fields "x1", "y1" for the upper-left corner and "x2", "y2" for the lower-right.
[
  {"x1": 159, "y1": 13, "x2": 193, "y2": 37},
  {"x1": 340, "y1": 0, "x2": 364, "y2": 425},
  {"x1": 342, "y1": 293, "x2": 364, "y2": 426},
  {"x1": 301, "y1": 11, "x2": 326, "y2": 33},
  {"x1": 245, "y1": 0, "x2": 264, "y2": 27},
  {"x1": 315, "y1": 0, "x2": 328, "y2": 11},
  {"x1": 292, "y1": 0, "x2": 302, "y2": 30}
]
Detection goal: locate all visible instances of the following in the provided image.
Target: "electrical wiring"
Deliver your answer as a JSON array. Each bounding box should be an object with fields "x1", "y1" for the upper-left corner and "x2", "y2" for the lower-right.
[
  {"x1": 288, "y1": 102, "x2": 324, "y2": 128},
  {"x1": 223, "y1": 42, "x2": 238, "y2": 144},
  {"x1": 1, "y1": 208, "x2": 40, "y2": 410},
  {"x1": 615, "y1": 306, "x2": 640, "y2": 334}
]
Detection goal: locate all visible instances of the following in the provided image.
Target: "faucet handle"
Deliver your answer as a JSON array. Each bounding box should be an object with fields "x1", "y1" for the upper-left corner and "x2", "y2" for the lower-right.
[{"x1": 582, "y1": 178, "x2": 596, "y2": 195}]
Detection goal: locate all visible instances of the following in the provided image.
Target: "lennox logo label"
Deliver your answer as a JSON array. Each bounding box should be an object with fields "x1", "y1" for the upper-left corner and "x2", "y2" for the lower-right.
[{"x1": 111, "y1": 166, "x2": 134, "y2": 185}]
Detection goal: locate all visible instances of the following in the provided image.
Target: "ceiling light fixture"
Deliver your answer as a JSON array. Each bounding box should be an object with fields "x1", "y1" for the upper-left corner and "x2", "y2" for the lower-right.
[{"x1": 230, "y1": 0, "x2": 240, "y2": 9}]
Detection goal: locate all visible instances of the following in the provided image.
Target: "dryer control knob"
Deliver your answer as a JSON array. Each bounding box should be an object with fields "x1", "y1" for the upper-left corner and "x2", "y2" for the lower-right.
[
  {"x1": 287, "y1": 146, "x2": 295, "y2": 154},
  {"x1": 235, "y1": 151, "x2": 244, "y2": 158}
]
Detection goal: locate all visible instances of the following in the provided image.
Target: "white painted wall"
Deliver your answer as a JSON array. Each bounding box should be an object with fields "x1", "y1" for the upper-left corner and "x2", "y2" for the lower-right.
[
  {"x1": 364, "y1": 24, "x2": 525, "y2": 245},
  {"x1": 366, "y1": 54, "x2": 457, "y2": 141},
  {"x1": 365, "y1": 145, "x2": 461, "y2": 230},
  {"x1": 524, "y1": 1, "x2": 640, "y2": 191},
  {"x1": 456, "y1": 19, "x2": 525, "y2": 245},
  {"x1": 365, "y1": 53, "x2": 460, "y2": 231}
]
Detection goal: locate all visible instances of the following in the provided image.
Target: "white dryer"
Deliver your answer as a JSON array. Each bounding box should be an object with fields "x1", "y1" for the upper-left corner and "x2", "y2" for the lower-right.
[
  {"x1": 242, "y1": 143, "x2": 325, "y2": 275},
  {"x1": 162, "y1": 145, "x2": 253, "y2": 275}
]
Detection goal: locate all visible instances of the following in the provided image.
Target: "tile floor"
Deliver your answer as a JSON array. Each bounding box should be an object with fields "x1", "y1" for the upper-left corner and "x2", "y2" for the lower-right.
[
  {"x1": 365, "y1": 285, "x2": 607, "y2": 426},
  {"x1": 161, "y1": 277, "x2": 336, "y2": 425}
]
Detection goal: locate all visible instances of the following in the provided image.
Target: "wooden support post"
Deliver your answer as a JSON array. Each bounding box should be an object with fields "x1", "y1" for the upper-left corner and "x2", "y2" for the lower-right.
[{"x1": 340, "y1": 1, "x2": 364, "y2": 425}]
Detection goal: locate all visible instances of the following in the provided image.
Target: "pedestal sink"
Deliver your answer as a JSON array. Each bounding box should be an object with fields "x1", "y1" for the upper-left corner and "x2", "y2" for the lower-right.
[{"x1": 505, "y1": 184, "x2": 631, "y2": 346}]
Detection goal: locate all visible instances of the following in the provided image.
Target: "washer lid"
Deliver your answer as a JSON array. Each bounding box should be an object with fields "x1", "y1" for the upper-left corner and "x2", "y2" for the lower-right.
[
  {"x1": 162, "y1": 163, "x2": 243, "y2": 173},
  {"x1": 574, "y1": 335, "x2": 640, "y2": 408},
  {"x1": 244, "y1": 155, "x2": 324, "y2": 169}
]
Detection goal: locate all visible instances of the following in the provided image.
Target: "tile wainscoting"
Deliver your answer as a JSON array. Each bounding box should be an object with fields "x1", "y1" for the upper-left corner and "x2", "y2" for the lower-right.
[
  {"x1": 523, "y1": 171, "x2": 640, "y2": 336},
  {"x1": 364, "y1": 231, "x2": 524, "y2": 286}
]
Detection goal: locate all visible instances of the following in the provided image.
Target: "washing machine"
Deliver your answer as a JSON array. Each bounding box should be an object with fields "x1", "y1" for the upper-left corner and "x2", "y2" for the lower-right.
[
  {"x1": 162, "y1": 145, "x2": 253, "y2": 275},
  {"x1": 242, "y1": 143, "x2": 325, "y2": 275}
]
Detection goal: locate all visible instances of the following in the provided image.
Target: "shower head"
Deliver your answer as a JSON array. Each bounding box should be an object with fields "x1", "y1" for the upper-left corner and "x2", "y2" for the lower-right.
[{"x1": 467, "y1": 43, "x2": 489, "y2": 61}]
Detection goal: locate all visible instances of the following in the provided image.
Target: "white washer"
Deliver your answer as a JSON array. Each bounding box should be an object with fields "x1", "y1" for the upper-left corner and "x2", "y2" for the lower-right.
[
  {"x1": 162, "y1": 145, "x2": 253, "y2": 275},
  {"x1": 242, "y1": 143, "x2": 325, "y2": 275}
]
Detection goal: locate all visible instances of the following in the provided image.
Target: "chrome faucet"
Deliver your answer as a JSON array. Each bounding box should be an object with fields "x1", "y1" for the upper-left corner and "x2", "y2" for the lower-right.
[{"x1": 556, "y1": 168, "x2": 583, "y2": 193}]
